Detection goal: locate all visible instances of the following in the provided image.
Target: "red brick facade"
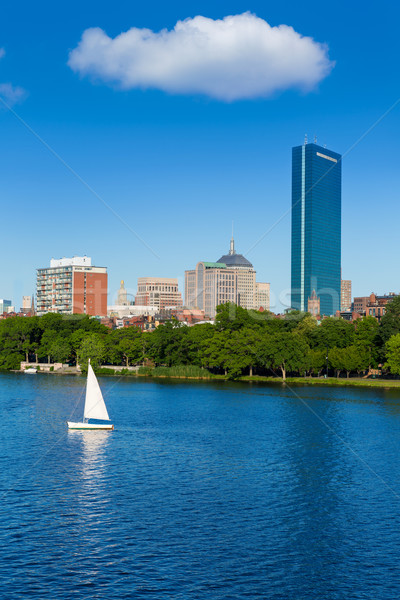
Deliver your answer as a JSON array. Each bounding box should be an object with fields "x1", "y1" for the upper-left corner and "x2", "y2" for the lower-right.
[{"x1": 72, "y1": 271, "x2": 108, "y2": 316}]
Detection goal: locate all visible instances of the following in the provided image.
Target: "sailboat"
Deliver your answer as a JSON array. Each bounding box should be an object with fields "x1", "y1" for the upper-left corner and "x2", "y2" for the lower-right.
[{"x1": 67, "y1": 359, "x2": 114, "y2": 430}]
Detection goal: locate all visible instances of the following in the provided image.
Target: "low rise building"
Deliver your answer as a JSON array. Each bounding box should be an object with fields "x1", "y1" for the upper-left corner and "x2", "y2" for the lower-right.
[
  {"x1": 365, "y1": 292, "x2": 397, "y2": 320},
  {"x1": 307, "y1": 290, "x2": 320, "y2": 317}
]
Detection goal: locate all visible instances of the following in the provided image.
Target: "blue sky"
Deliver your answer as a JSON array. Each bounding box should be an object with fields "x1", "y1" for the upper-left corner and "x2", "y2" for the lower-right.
[{"x1": 1, "y1": 1, "x2": 399, "y2": 311}]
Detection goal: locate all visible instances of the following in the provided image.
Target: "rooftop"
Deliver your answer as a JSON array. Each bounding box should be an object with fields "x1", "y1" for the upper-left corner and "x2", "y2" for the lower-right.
[{"x1": 216, "y1": 237, "x2": 253, "y2": 268}]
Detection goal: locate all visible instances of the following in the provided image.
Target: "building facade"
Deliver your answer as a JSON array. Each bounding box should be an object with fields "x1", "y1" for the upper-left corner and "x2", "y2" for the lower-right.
[
  {"x1": 116, "y1": 280, "x2": 128, "y2": 305},
  {"x1": 307, "y1": 289, "x2": 320, "y2": 316},
  {"x1": 353, "y1": 296, "x2": 369, "y2": 314},
  {"x1": 0, "y1": 299, "x2": 12, "y2": 314},
  {"x1": 20, "y1": 295, "x2": 35, "y2": 315},
  {"x1": 135, "y1": 277, "x2": 183, "y2": 310},
  {"x1": 185, "y1": 262, "x2": 237, "y2": 319},
  {"x1": 255, "y1": 282, "x2": 270, "y2": 311},
  {"x1": 185, "y1": 237, "x2": 270, "y2": 318},
  {"x1": 341, "y1": 279, "x2": 352, "y2": 311},
  {"x1": 291, "y1": 141, "x2": 342, "y2": 316},
  {"x1": 36, "y1": 256, "x2": 108, "y2": 316},
  {"x1": 365, "y1": 293, "x2": 396, "y2": 320},
  {"x1": 216, "y1": 237, "x2": 256, "y2": 310}
]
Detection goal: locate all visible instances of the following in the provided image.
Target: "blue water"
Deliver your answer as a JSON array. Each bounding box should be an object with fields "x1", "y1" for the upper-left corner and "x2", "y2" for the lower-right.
[{"x1": 1, "y1": 373, "x2": 400, "y2": 599}]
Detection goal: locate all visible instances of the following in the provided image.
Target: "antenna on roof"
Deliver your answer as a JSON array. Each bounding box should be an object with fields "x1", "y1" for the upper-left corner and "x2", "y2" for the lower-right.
[
  {"x1": 229, "y1": 221, "x2": 235, "y2": 256},
  {"x1": 304, "y1": 134, "x2": 308, "y2": 145},
  {"x1": 314, "y1": 135, "x2": 317, "y2": 144}
]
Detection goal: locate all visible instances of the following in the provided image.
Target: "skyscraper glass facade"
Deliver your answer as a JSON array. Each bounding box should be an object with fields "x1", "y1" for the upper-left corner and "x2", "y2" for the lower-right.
[{"x1": 291, "y1": 142, "x2": 341, "y2": 316}]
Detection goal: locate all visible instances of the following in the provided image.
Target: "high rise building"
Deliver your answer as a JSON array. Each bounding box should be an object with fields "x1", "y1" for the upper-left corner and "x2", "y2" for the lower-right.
[
  {"x1": 21, "y1": 295, "x2": 35, "y2": 315},
  {"x1": 135, "y1": 277, "x2": 183, "y2": 310},
  {"x1": 341, "y1": 279, "x2": 352, "y2": 311},
  {"x1": 0, "y1": 299, "x2": 12, "y2": 314},
  {"x1": 255, "y1": 282, "x2": 270, "y2": 311},
  {"x1": 185, "y1": 237, "x2": 270, "y2": 318},
  {"x1": 185, "y1": 262, "x2": 237, "y2": 319},
  {"x1": 216, "y1": 237, "x2": 256, "y2": 311},
  {"x1": 36, "y1": 256, "x2": 107, "y2": 316},
  {"x1": 291, "y1": 141, "x2": 342, "y2": 316}
]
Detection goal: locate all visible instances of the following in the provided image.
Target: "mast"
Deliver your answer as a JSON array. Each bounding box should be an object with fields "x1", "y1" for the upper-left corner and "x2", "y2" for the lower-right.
[{"x1": 229, "y1": 222, "x2": 235, "y2": 256}]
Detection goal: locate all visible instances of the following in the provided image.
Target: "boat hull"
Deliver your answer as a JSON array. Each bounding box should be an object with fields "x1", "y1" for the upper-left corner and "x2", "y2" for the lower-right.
[{"x1": 67, "y1": 421, "x2": 114, "y2": 430}]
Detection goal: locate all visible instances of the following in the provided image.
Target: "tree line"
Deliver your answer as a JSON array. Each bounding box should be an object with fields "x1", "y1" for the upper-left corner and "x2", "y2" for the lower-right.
[{"x1": 2, "y1": 299, "x2": 400, "y2": 379}]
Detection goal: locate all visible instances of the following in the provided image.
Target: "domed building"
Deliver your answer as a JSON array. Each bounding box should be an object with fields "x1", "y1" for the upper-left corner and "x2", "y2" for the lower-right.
[
  {"x1": 216, "y1": 238, "x2": 254, "y2": 269},
  {"x1": 216, "y1": 237, "x2": 256, "y2": 311},
  {"x1": 184, "y1": 237, "x2": 270, "y2": 319}
]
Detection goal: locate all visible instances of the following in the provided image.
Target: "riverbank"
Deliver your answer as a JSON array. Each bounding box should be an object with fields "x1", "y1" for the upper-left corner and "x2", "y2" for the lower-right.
[
  {"x1": 13, "y1": 366, "x2": 400, "y2": 389},
  {"x1": 241, "y1": 375, "x2": 400, "y2": 388}
]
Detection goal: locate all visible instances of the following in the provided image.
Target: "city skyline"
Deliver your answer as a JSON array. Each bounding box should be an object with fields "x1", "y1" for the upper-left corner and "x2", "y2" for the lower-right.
[{"x1": 1, "y1": 2, "x2": 400, "y2": 310}]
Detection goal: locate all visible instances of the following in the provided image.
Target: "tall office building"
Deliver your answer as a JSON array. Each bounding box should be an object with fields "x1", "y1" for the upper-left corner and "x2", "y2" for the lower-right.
[
  {"x1": 37, "y1": 256, "x2": 108, "y2": 316},
  {"x1": 185, "y1": 262, "x2": 237, "y2": 319},
  {"x1": 216, "y1": 237, "x2": 257, "y2": 311},
  {"x1": 135, "y1": 277, "x2": 183, "y2": 310},
  {"x1": 341, "y1": 279, "x2": 352, "y2": 311},
  {"x1": 255, "y1": 282, "x2": 270, "y2": 312},
  {"x1": 21, "y1": 295, "x2": 35, "y2": 315},
  {"x1": 291, "y1": 141, "x2": 342, "y2": 316},
  {"x1": 185, "y1": 237, "x2": 270, "y2": 318},
  {"x1": 0, "y1": 299, "x2": 12, "y2": 314}
]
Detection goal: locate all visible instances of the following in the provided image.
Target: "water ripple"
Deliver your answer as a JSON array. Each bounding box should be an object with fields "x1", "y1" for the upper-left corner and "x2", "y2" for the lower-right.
[{"x1": 1, "y1": 374, "x2": 400, "y2": 598}]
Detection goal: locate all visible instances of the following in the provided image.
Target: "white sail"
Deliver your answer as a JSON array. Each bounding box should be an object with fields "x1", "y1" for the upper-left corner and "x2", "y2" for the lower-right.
[{"x1": 83, "y1": 362, "x2": 110, "y2": 421}]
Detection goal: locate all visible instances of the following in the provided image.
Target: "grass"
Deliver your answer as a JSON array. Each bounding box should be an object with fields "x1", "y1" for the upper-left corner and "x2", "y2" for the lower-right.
[
  {"x1": 240, "y1": 375, "x2": 400, "y2": 388},
  {"x1": 138, "y1": 365, "x2": 215, "y2": 379}
]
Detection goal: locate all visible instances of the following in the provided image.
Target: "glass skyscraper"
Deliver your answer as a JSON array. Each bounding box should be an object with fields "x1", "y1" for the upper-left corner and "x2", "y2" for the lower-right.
[{"x1": 291, "y1": 142, "x2": 341, "y2": 316}]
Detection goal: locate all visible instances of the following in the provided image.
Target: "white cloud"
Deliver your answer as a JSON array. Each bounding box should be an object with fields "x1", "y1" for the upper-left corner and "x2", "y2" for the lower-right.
[
  {"x1": 0, "y1": 48, "x2": 26, "y2": 106},
  {"x1": 68, "y1": 13, "x2": 334, "y2": 101},
  {"x1": 0, "y1": 83, "x2": 26, "y2": 106}
]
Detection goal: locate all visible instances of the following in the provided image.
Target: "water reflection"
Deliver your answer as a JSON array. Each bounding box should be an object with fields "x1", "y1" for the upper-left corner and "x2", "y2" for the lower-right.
[{"x1": 66, "y1": 429, "x2": 112, "y2": 515}]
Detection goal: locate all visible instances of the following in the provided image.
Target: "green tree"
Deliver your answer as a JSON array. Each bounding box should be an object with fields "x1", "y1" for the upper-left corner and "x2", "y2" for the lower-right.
[
  {"x1": 77, "y1": 333, "x2": 106, "y2": 370},
  {"x1": 49, "y1": 336, "x2": 71, "y2": 363},
  {"x1": 384, "y1": 333, "x2": 400, "y2": 375},
  {"x1": 214, "y1": 303, "x2": 255, "y2": 331},
  {"x1": 341, "y1": 345, "x2": 364, "y2": 378},
  {"x1": 259, "y1": 332, "x2": 309, "y2": 380},
  {"x1": 305, "y1": 348, "x2": 326, "y2": 377},
  {"x1": 354, "y1": 316, "x2": 379, "y2": 368},
  {"x1": 328, "y1": 347, "x2": 344, "y2": 378},
  {"x1": 316, "y1": 317, "x2": 355, "y2": 349},
  {"x1": 379, "y1": 297, "x2": 400, "y2": 345},
  {"x1": 39, "y1": 329, "x2": 57, "y2": 362}
]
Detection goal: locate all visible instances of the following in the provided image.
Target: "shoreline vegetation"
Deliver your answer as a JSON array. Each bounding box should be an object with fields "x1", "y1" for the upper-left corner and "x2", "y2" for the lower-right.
[
  {"x1": 3, "y1": 299, "x2": 400, "y2": 386},
  {"x1": 8, "y1": 366, "x2": 400, "y2": 389}
]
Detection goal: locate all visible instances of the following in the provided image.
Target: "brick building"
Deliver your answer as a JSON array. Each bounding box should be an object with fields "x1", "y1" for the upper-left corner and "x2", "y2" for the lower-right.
[{"x1": 37, "y1": 256, "x2": 107, "y2": 316}]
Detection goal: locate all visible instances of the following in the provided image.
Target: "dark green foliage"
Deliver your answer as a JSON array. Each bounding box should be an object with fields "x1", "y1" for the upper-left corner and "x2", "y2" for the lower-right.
[
  {"x1": 378, "y1": 297, "x2": 400, "y2": 349},
  {"x1": 1, "y1": 301, "x2": 400, "y2": 379}
]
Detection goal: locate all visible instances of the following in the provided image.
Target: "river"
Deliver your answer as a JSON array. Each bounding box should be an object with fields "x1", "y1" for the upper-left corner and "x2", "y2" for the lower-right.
[{"x1": 1, "y1": 372, "x2": 400, "y2": 599}]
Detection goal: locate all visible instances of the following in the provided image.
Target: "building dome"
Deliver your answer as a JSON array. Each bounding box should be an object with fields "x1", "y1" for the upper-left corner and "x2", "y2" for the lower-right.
[{"x1": 216, "y1": 237, "x2": 253, "y2": 268}]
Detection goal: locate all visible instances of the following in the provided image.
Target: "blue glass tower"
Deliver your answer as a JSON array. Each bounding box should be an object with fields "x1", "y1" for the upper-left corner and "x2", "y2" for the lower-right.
[{"x1": 291, "y1": 142, "x2": 341, "y2": 316}]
